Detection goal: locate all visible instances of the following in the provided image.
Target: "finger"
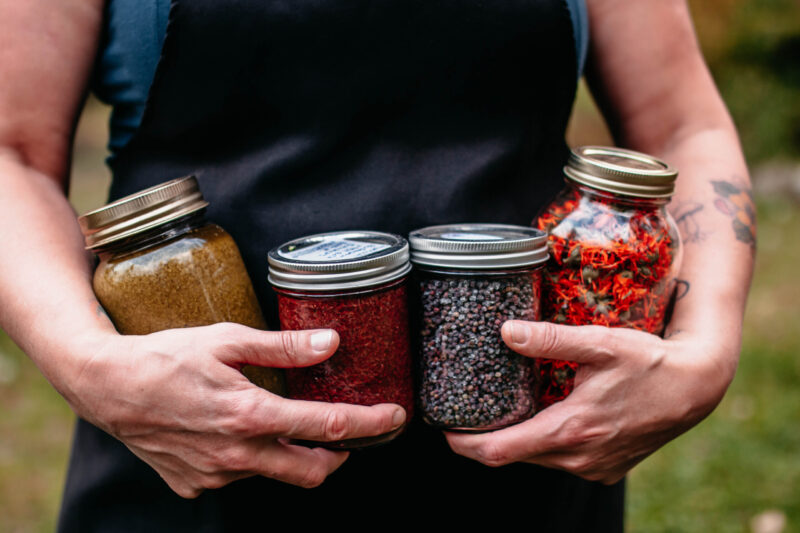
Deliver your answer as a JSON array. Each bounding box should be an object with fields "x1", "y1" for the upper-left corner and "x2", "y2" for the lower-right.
[
  {"x1": 501, "y1": 320, "x2": 637, "y2": 364},
  {"x1": 199, "y1": 323, "x2": 340, "y2": 368},
  {"x1": 445, "y1": 400, "x2": 581, "y2": 468},
  {"x1": 260, "y1": 397, "x2": 406, "y2": 443},
  {"x1": 251, "y1": 441, "x2": 349, "y2": 488}
]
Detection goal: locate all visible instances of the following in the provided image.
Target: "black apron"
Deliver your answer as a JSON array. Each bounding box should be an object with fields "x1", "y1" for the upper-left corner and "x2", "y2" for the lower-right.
[{"x1": 60, "y1": 0, "x2": 624, "y2": 530}]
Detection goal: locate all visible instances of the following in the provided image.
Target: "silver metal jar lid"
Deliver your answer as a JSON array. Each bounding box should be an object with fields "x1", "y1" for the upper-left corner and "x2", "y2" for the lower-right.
[
  {"x1": 78, "y1": 175, "x2": 209, "y2": 250},
  {"x1": 268, "y1": 231, "x2": 411, "y2": 291},
  {"x1": 564, "y1": 146, "x2": 678, "y2": 198},
  {"x1": 408, "y1": 223, "x2": 548, "y2": 270}
]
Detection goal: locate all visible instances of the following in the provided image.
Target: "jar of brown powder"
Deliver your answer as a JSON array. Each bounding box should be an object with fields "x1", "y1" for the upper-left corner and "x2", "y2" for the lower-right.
[{"x1": 78, "y1": 176, "x2": 284, "y2": 394}]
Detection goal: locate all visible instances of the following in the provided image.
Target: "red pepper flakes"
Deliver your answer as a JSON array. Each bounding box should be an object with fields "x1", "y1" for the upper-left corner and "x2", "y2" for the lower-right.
[
  {"x1": 534, "y1": 186, "x2": 679, "y2": 409},
  {"x1": 276, "y1": 280, "x2": 414, "y2": 418}
]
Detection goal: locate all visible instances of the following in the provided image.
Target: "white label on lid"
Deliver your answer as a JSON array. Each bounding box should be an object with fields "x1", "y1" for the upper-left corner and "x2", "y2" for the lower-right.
[
  {"x1": 281, "y1": 239, "x2": 391, "y2": 262},
  {"x1": 440, "y1": 232, "x2": 504, "y2": 241}
]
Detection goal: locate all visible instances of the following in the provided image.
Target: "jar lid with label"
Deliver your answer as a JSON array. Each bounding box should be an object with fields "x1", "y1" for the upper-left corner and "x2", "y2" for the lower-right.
[
  {"x1": 268, "y1": 231, "x2": 411, "y2": 291},
  {"x1": 564, "y1": 145, "x2": 678, "y2": 198},
  {"x1": 408, "y1": 223, "x2": 548, "y2": 270}
]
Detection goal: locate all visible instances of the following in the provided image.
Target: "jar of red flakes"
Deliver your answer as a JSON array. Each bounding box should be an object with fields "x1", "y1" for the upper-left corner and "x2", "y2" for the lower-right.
[
  {"x1": 409, "y1": 224, "x2": 549, "y2": 431},
  {"x1": 268, "y1": 231, "x2": 413, "y2": 449},
  {"x1": 534, "y1": 146, "x2": 682, "y2": 409}
]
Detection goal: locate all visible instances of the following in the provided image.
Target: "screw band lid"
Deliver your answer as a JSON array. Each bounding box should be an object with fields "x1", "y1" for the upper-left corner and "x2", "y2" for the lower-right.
[
  {"x1": 409, "y1": 223, "x2": 548, "y2": 270},
  {"x1": 78, "y1": 176, "x2": 209, "y2": 250},
  {"x1": 268, "y1": 231, "x2": 411, "y2": 291},
  {"x1": 564, "y1": 146, "x2": 678, "y2": 198}
]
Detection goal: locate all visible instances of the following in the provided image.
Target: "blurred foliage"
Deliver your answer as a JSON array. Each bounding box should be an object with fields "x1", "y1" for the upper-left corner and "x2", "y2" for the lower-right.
[{"x1": 690, "y1": 0, "x2": 800, "y2": 164}]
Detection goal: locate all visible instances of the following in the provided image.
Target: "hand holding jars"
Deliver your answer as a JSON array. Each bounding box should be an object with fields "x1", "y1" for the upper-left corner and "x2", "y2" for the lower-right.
[
  {"x1": 444, "y1": 320, "x2": 730, "y2": 484},
  {"x1": 445, "y1": 142, "x2": 748, "y2": 484},
  {"x1": 66, "y1": 322, "x2": 406, "y2": 497}
]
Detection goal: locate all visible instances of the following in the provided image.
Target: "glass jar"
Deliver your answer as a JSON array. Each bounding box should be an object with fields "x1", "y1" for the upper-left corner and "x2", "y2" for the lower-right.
[
  {"x1": 268, "y1": 231, "x2": 414, "y2": 449},
  {"x1": 78, "y1": 176, "x2": 284, "y2": 394},
  {"x1": 409, "y1": 224, "x2": 549, "y2": 431},
  {"x1": 534, "y1": 146, "x2": 682, "y2": 409}
]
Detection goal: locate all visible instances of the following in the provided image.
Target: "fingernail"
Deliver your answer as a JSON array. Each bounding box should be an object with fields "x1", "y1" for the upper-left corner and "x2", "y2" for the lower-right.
[
  {"x1": 507, "y1": 321, "x2": 528, "y2": 345},
  {"x1": 391, "y1": 408, "x2": 406, "y2": 429},
  {"x1": 309, "y1": 330, "x2": 333, "y2": 352}
]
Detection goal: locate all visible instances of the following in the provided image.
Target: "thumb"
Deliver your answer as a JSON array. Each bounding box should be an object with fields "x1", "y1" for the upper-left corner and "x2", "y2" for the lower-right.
[
  {"x1": 501, "y1": 320, "x2": 620, "y2": 365},
  {"x1": 197, "y1": 323, "x2": 340, "y2": 368}
]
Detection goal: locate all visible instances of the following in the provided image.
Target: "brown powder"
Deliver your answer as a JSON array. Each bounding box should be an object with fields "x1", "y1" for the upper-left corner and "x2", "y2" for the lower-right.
[{"x1": 93, "y1": 222, "x2": 284, "y2": 394}]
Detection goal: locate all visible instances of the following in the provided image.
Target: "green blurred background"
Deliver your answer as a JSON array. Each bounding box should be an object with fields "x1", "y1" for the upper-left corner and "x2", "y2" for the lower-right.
[{"x1": 2, "y1": 1, "x2": 799, "y2": 531}]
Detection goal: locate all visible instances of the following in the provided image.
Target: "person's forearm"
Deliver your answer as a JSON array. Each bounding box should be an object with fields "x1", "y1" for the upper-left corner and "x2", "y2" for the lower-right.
[
  {"x1": 642, "y1": 126, "x2": 754, "y2": 410},
  {"x1": 657, "y1": 128, "x2": 753, "y2": 354},
  {"x1": 585, "y1": 0, "x2": 754, "y2": 388},
  {"x1": 0, "y1": 0, "x2": 110, "y2": 402},
  {"x1": 0, "y1": 150, "x2": 117, "y2": 402}
]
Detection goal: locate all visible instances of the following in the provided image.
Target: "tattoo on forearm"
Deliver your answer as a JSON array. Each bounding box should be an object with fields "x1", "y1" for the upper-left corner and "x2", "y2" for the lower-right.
[
  {"x1": 711, "y1": 179, "x2": 756, "y2": 248},
  {"x1": 674, "y1": 279, "x2": 690, "y2": 301},
  {"x1": 662, "y1": 278, "x2": 690, "y2": 328},
  {"x1": 664, "y1": 329, "x2": 683, "y2": 339},
  {"x1": 671, "y1": 201, "x2": 705, "y2": 244}
]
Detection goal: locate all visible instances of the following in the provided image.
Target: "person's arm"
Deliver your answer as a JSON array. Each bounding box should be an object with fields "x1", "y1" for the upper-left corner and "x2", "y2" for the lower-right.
[
  {"x1": 0, "y1": 0, "x2": 404, "y2": 497},
  {"x1": 445, "y1": 0, "x2": 753, "y2": 483}
]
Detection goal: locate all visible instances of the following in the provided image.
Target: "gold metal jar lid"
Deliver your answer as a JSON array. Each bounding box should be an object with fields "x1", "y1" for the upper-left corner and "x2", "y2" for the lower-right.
[
  {"x1": 78, "y1": 176, "x2": 209, "y2": 250},
  {"x1": 564, "y1": 146, "x2": 678, "y2": 198}
]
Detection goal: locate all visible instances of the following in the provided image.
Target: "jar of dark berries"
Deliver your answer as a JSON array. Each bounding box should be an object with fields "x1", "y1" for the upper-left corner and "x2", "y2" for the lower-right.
[
  {"x1": 268, "y1": 231, "x2": 414, "y2": 449},
  {"x1": 79, "y1": 176, "x2": 284, "y2": 395},
  {"x1": 409, "y1": 223, "x2": 549, "y2": 431},
  {"x1": 534, "y1": 146, "x2": 682, "y2": 409}
]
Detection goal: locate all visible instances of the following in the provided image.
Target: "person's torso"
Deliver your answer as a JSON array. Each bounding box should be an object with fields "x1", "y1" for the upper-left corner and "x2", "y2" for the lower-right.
[{"x1": 60, "y1": 2, "x2": 624, "y2": 531}]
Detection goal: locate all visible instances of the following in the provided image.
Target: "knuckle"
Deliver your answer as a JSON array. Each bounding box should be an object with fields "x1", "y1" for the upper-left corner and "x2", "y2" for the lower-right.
[
  {"x1": 587, "y1": 327, "x2": 616, "y2": 360},
  {"x1": 555, "y1": 416, "x2": 607, "y2": 450},
  {"x1": 218, "y1": 392, "x2": 269, "y2": 437},
  {"x1": 475, "y1": 441, "x2": 510, "y2": 468},
  {"x1": 201, "y1": 473, "x2": 230, "y2": 490},
  {"x1": 215, "y1": 446, "x2": 251, "y2": 471},
  {"x1": 279, "y1": 330, "x2": 299, "y2": 359},
  {"x1": 560, "y1": 455, "x2": 595, "y2": 476},
  {"x1": 321, "y1": 408, "x2": 350, "y2": 442},
  {"x1": 210, "y1": 322, "x2": 243, "y2": 347},
  {"x1": 556, "y1": 418, "x2": 586, "y2": 448},
  {"x1": 645, "y1": 346, "x2": 668, "y2": 371},
  {"x1": 537, "y1": 322, "x2": 562, "y2": 354},
  {"x1": 171, "y1": 482, "x2": 203, "y2": 499},
  {"x1": 219, "y1": 408, "x2": 256, "y2": 437},
  {"x1": 297, "y1": 464, "x2": 327, "y2": 489}
]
